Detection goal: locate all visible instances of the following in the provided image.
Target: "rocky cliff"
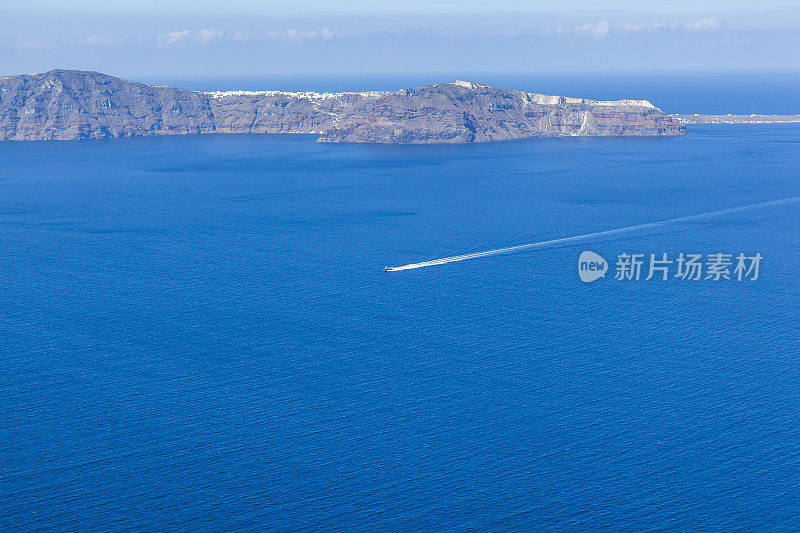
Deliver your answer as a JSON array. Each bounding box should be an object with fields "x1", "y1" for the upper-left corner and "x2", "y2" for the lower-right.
[
  {"x1": 0, "y1": 70, "x2": 215, "y2": 140},
  {"x1": 0, "y1": 70, "x2": 685, "y2": 143}
]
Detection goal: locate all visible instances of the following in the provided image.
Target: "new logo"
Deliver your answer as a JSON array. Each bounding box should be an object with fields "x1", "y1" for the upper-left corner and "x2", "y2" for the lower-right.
[{"x1": 578, "y1": 251, "x2": 608, "y2": 282}]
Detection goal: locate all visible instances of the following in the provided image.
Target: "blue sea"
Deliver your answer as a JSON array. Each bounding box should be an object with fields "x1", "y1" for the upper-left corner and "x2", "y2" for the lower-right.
[{"x1": 2, "y1": 75, "x2": 800, "y2": 531}]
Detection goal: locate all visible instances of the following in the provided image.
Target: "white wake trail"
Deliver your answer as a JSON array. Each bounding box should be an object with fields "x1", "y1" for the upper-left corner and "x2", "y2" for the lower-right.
[{"x1": 385, "y1": 196, "x2": 800, "y2": 271}]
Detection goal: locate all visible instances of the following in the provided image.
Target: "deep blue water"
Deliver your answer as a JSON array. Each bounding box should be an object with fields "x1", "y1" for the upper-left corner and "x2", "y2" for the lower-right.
[{"x1": 2, "y1": 122, "x2": 800, "y2": 530}]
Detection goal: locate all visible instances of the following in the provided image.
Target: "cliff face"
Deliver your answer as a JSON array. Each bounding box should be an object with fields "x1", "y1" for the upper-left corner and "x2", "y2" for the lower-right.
[
  {"x1": 207, "y1": 90, "x2": 379, "y2": 136},
  {"x1": 0, "y1": 70, "x2": 685, "y2": 143},
  {"x1": 0, "y1": 70, "x2": 216, "y2": 140},
  {"x1": 314, "y1": 81, "x2": 683, "y2": 143}
]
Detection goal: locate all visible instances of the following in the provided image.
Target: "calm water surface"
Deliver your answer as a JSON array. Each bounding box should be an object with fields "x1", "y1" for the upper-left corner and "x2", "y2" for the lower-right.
[{"x1": 1, "y1": 121, "x2": 800, "y2": 530}]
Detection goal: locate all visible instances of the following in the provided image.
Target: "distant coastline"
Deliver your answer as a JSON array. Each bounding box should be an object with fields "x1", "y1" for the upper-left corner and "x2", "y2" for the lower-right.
[{"x1": 671, "y1": 114, "x2": 800, "y2": 124}]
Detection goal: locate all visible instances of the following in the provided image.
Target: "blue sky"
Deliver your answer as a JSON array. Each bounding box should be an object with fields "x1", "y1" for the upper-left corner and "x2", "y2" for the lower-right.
[{"x1": 2, "y1": 0, "x2": 799, "y2": 77}]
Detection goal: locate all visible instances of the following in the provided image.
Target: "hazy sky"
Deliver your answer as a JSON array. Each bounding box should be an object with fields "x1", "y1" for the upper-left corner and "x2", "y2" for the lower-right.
[{"x1": 2, "y1": 0, "x2": 799, "y2": 78}]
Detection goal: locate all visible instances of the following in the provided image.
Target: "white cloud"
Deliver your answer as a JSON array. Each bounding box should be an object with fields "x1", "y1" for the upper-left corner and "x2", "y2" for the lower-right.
[
  {"x1": 574, "y1": 20, "x2": 610, "y2": 39},
  {"x1": 82, "y1": 35, "x2": 125, "y2": 46},
  {"x1": 268, "y1": 28, "x2": 343, "y2": 42},
  {"x1": 542, "y1": 26, "x2": 567, "y2": 37},
  {"x1": 686, "y1": 18, "x2": 723, "y2": 32},
  {"x1": 16, "y1": 25, "x2": 346, "y2": 53},
  {"x1": 482, "y1": 29, "x2": 517, "y2": 38},
  {"x1": 197, "y1": 29, "x2": 224, "y2": 43},
  {"x1": 319, "y1": 28, "x2": 341, "y2": 39},
  {"x1": 546, "y1": 18, "x2": 724, "y2": 39},
  {"x1": 618, "y1": 22, "x2": 679, "y2": 33},
  {"x1": 16, "y1": 39, "x2": 55, "y2": 51},
  {"x1": 159, "y1": 30, "x2": 190, "y2": 46}
]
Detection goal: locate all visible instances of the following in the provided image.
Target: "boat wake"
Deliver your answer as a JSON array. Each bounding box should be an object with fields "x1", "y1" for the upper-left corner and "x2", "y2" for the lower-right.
[{"x1": 384, "y1": 196, "x2": 800, "y2": 271}]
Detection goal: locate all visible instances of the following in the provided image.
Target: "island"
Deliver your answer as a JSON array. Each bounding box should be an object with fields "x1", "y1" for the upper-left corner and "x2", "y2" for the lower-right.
[
  {"x1": 0, "y1": 70, "x2": 693, "y2": 144},
  {"x1": 5, "y1": 70, "x2": 795, "y2": 145}
]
